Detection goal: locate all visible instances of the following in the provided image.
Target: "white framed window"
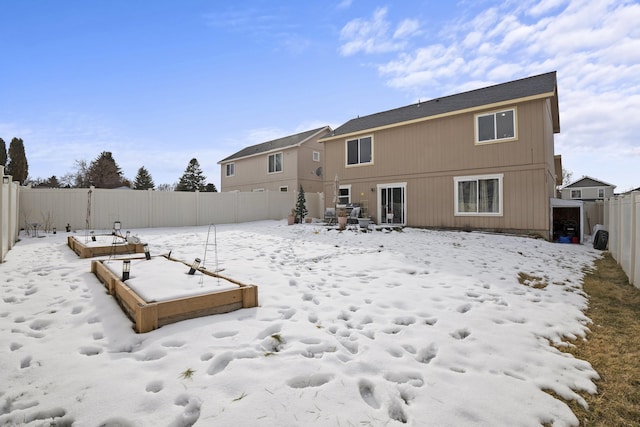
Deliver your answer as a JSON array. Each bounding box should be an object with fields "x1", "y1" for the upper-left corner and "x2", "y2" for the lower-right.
[
  {"x1": 454, "y1": 174, "x2": 503, "y2": 216},
  {"x1": 225, "y1": 163, "x2": 235, "y2": 177},
  {"x1": 475, "y1": 108, "x2": 516, "y2": 144},
  {"x1": 337, "y1": 185, "x2": 351, "y2": 206},
  {"x1": 346, "y1": 136, "x2": 373, "y2": 166},
  {"x1": 279, "y1": 186, "x2": 288, "y2": 192},
  {"x1": 268, "y1": 152, "x2": 283, "y2": 173},
  {"x1": 570, "y1": 189, "x2": 582, "y2": 199},
  {"x1": 313, "y1": 151, "x2": 320, "y2": 162},
  {"x1": 597, "y1": 188, "x2": 605, "y2": 198}
]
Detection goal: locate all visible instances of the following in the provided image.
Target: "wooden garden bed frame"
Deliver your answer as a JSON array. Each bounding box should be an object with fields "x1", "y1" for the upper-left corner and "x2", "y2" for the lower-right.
[
  {"x1": 68, "y1": 235, "x2": 145, "y2": 258},
  {"x1": 91, "y1": 255, "x2": 258, "y2": 333}
]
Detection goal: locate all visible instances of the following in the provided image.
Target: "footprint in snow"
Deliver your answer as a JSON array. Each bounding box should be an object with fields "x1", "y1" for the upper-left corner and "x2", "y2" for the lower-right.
[
  {"x1": 457, "y1": 303, "x2": 472, "y2": 313},
  {"x1": 79, "y1": 346, "x2": 103, "y2": 356},
  {"x1": 145, "y1": 380, "x2": 164, "y2": 393},
  {"x1": 286, "y1": 373, "x2": 333, "y2": 389},
  {"x1": 358, "y1": 379, "x2": 380, "y2": 409},
  {"x1": 212, "y1": 330, "x2": 238, "y2": 338},
  {"x1": 71, "y1": 306, "x2": 83, "y2": 315},
  {"x1": 171, "y1": 394, "x2": 202, "y2": 427},
  {"x1": 450, "y1": 328, "x2": 471, "y2": 340},
  {"x1": 416, "y1": 344, "x2": 438, "y2": 364},
  {"x1": 384, "y1": 371, "x2": 424, "y2": 387}
]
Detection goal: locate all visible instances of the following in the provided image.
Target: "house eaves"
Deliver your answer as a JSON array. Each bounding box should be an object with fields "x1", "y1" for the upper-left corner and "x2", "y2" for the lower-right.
[
  {"x1": 562, "y1": 175, "x2": 616, "y2": 189},
  {"x1": 218, "y1": 126, "x2": 331, "y2": 164},
  {"x1": 319, "y1": 71, "x2": 559, "y2": 143}
]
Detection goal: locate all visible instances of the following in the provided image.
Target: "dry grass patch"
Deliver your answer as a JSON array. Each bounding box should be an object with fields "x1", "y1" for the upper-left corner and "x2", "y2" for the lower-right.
[
  {"x1": 518, "y1": 272, "x2": 548, "y2": 289},
  {"x1": 558, "y1": 253, "x2": 640, "y2": 426}
]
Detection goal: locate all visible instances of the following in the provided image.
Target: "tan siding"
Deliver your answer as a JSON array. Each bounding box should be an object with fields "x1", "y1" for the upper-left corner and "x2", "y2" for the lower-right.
[
  {"x1": 324, "y1": 98, "x2": 556, "y2": 237},
  {"x1": 221, "y1": 131, "x2": 327, "y2": 193}
]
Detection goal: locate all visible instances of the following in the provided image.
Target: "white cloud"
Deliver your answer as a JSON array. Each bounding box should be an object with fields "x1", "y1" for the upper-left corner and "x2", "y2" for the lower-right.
[{"x1": 339, "y1": 7, "x2": 418, "y2": 56}]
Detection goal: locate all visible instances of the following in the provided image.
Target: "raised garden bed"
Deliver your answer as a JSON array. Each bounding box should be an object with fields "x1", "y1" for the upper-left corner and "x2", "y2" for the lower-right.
[
  {"x1": 91, "y1": 255, "x2": 258, "y2": 333},
  {"x1": 68, "y1": 235, "x2": 145, "y2": 258}
]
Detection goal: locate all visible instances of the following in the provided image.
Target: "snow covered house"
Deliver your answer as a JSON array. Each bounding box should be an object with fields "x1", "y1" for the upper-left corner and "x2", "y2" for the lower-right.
[
  {"x1": 218, "y1": 126, "x2": 331, "y2": 194},
  {"x1": 319, "y1": 72, "x2": 563, "y2": 240}
]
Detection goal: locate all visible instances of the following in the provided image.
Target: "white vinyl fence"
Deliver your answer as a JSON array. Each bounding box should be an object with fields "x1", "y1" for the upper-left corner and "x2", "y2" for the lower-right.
[
  {"x1": 606, "y1": 191, "x2": 639, "y2": 287},
  {"x1": 19, "y1": 186, "x2": 324, "y2": 233},
  {"x1": 1, "y1": 166, "x2": 21, "y2": 263}
]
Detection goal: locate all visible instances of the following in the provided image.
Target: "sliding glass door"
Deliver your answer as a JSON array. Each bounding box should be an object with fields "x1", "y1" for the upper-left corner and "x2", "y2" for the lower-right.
[{"x1": 378, "y1": 183, "x2": 406, "y2": 225}]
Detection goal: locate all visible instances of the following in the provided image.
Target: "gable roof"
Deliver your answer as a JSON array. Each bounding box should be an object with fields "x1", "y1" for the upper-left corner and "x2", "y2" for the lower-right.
[
  {"x1": 562, "y1": 176, "x2": 616, "y2": 189},
  {"x1": 219, "y1": 126, "x2": 331, "y2": 163},
  {"x1": 320, "y1": 72, "x2": 559, "y2": 142}
]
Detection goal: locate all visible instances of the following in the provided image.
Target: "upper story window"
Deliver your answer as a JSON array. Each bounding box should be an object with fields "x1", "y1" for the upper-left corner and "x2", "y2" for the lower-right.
[
  {"x1": 313, "y1": 151, "x2": 320, "y2": 162},
  {"x1": 597, "y1": 188, "x2": 605, "y2": 198},
  {"x1": 454, "y1": 174, "x2": 503, "y2": 216},
  {"x1": 570, "y1": 189, "x2": 582, "y2": 199},
  {"x1": 346, "y1": 136, "x2": 373, "y2": 166},
  {"x1": 476, "y1": 108, "x2": 516, "y2": 144},
  {"x1": 225, "y1": 163, "x2": 235, "y2": 177},
  {"x1": 280, "y1": 186, "x2": 288, "y2": 192},
  {"x1": 268, "y1": 152, "x2": 283, "y2": 173}
]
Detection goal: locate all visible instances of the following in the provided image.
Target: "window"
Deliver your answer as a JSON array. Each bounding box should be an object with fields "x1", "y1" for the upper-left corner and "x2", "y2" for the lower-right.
[
  {"x1": 313, "y1": 151, "x2": 320, "y2": 162},
  {"x1": 476, "y1": 108, "x2": 516, "y2": 143},
  {"x1": 597, "y1": 188, "x2": 605, "y2": 198},
  {"x1": 346, "y1": 136, "x2": 373, "y2": 165},
  {"x1": 338, "y1": 185, "x2": 351, "y2": 205},
  {"x1": 225, "y1": 163, "x2": 235, "y2": 177},
  {"x1": 571, "y1": 189, "x2": 582, "y2": 199},
  {"x1": 454, "y1": 174, "x2": 503, "y2": 215},
  {"x1": 280, "y1": 186, "x2": 288, "y2": 192},
  {"x1": 268, "y1": 153, "x2": 283, "y2": 173}
]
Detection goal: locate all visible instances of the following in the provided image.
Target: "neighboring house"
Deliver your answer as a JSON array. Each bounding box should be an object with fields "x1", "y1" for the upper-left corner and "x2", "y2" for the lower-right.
[
  {"x1": 319, "y1": 71, "x2": 563, "y2": 240},
  {"x1": 218, "y1": 126, "x2": 331, "y2": 193},
  {"x1": 560, "y1": 176, "x2": 616, "y2": 201}
]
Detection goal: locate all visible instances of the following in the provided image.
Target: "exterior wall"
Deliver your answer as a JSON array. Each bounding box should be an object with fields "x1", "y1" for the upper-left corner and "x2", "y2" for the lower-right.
[
  {"x1": 19, "y1": 187, "x2": 324, "y2": 232},
  {"x1": 221, "y1": 146, "x2": 300, "y2": 192},
  {"x1": 297, "y1": 138, "x2": 325, "y2": 194},
  {"x1": 220, "y1": 132, "x2": 327, "y2": 193},
  {"x1": 561, "y1": 186, "x2": 615, "y2": 200},
  {"x1": 323, "y1": 98, "x2": 556, "y2": 237}
]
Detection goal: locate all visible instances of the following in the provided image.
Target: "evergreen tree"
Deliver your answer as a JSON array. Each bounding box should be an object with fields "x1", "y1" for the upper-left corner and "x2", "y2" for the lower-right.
[
  {"x1": 87, "y1": 151, "x2": 124, "y2": 188},
  {"x1": 295, "y1": 185, "x2": 308, "y2": 223},
  {"x1": 203, "y1": 183, "x2": 218, "y2": 192},
  {"x1": 134, "y1": 166, "x2": 155, "y2": 190},
  {"x1": 6, "y1": 137, "x2": 28, "y2": 184},
  {"x1": 0, "y1": 137, "x2": 6, "y2": 167},
  {"x1": 176, "y1": 158, "x2": 206, "y2": 192},
  {"x1": 46, "y1": 175, "x2": 60, "y2": 188}
]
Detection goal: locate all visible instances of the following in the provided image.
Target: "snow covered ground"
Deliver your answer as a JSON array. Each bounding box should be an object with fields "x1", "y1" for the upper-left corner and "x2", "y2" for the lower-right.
[{"x1": 1, "y1": 221, "x2": 602, "y2": 426}]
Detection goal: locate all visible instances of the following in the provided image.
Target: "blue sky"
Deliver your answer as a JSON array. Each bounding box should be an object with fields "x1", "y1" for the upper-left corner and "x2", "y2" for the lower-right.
[{"x1": 1, "y1": 0, "x2": 638, "y2": 191}]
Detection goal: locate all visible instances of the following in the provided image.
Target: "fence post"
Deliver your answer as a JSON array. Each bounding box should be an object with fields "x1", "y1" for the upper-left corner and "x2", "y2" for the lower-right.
[{"x1": 630, "y1": 192, "x2": 638, "y2": 285}]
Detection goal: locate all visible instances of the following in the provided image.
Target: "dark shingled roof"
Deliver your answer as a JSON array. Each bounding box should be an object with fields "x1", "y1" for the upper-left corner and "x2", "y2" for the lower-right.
[
  {"x1": 322, "y1": 72, "x2": 558, "y2": 140},
  {"x1": 564, "y1": 176, "x2": 615, "y2": 189},
  {"x1": 219, "y1": 126, "x2": 331, "y2": 163}
]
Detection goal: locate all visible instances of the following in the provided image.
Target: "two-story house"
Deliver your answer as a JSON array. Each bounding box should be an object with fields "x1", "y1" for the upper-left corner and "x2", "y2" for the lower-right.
[
  {"x1": 319, "y1": 72, "x2": 561, "y2": 240},
  {"x1": 560, "y1": 176, "x2": 616, "y2": 201},
  {"x1": 218, "y1": 126, "x2": 331, "y2": 193}
]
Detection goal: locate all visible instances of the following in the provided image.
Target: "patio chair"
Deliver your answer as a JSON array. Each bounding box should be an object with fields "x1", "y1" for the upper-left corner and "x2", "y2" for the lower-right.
[
  {"x1": 324, "y1": 208, "x2": 336, "y2": 225},
  {"x1": 347, "y1": 207, "x2": 361, "y2": 224}
]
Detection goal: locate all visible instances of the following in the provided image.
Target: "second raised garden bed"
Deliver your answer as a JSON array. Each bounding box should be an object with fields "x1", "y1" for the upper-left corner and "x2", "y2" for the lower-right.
[{"x1": 68, "y1": 235, "x2": 145, "y2": 258}]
